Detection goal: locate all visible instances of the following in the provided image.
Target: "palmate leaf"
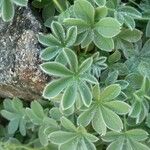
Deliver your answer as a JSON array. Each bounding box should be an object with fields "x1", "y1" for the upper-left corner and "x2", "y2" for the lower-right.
[
  {"x1": 64, "y1": 0, "x2": 121, "y2": 51},
  {"x1": 49, "y1": 117, "x2": 98, "y2": 150},
  {"x1": 78, "y1": 84, "x2": 131, "y2": 134},
  {"x1": 1, "y1": 98, "x2": 28, "y2": 136},
  {"x1": 41, "y1": 49, "x2": 98, "y2": 110},
  {"x1": 26, "y1": 101, "x2": 59, "y2": 146},
  {"x1": 115, "y1": 28, "x2": 142, "y2": 58},
  {"x1": 109, "y1": 3, "x2": 142, "y2": 29},
  {"x1": 125, "y1": 39, "x2": 150, "y2": 72},
  {"x1": 102, "y1": 129, "x2": 150, "y2": 150},
  {"x1": 91, "y1": 52, "x2": 107, "y2": 78},
  {"x1": 128, "y1": 76, "x2": 150, "y2": 124},
  {"x1": 39, "y1": 21, "x2": 77, "y2": 61}
]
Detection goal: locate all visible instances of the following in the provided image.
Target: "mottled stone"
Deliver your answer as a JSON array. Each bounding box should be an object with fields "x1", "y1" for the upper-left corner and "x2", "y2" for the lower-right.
[{"x1": 0, "y1": 7, "x2": 48, "y2": 100}]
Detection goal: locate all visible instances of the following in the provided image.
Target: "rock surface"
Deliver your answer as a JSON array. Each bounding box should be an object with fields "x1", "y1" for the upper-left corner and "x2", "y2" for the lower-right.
[{"x1": 0, "y1": 7, "x2": 48, "y2": 100}]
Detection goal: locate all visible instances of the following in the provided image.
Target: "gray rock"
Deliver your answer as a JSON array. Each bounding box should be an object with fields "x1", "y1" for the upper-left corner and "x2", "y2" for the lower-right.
[{"x1": 0, "y1": 7, "x2": 48, "y2": 100}]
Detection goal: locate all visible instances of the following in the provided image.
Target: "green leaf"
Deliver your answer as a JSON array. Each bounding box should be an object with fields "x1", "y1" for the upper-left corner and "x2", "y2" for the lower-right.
[
  {"x1": 49, "y1": 131, "x2": 76, "y2": 144},
  {"x1": 61, "y1": 117, "x2": 77, "y2": 132},
  {"x1": 51, "y1": 21, "x2": 65, "y2": 42},
  {"x1": 92, "y1": 84, "x2": 101, "y2": 100},
  {"x1": 85, "y1": 133, "x2": 99, "y2": 142},
  {"x1": 19, "y1": 118, "x2": 26, "y2": 136},
  {"x1": 79, "y1": 57, "x2": 93, "y2": 74},
  {"x1": 63, "y1": 48, "x2": 78, "y2": 72},
  {"x1": 93, "y1": 31, "x2": 114, "y2": 51},
  {"x1": 123, "y1": 15, "x2": 135, "y2": 30},
  {"x1": 95, "y1": 6, "x2": 108, "y2": 20},
  {"x1": 65, "y1": 26, "x2": 77, "y2": 47},
  {"x1": 138, "y1": 62, "x2": 150, "y2": 78},
  {"x1": 82, "y1": 73, "x2": 98, "y2": 84},
  {"x1": 146, "y1": 21, "x2": 150, "y2": 37},
  {"x1": 95, "y1": 17, "x2": 121, "y2": 38},
  {"x1": 92, "y1": 108, "x2": 106, "y2": 135},
  {"x1": 8, "y1": 118, "x2": 20, "y2": 134},
  {"x1": 26, "y1": 108, "x2": 42, "y2": 125},
  {"x1": 64, "y1": 18, "x2": 89, "y2": 34},
  {"x1": 101, "y1": 106, "x2": 123, "y2": 132},
  {"x1": 2, "y1": 0, "x2": 14, "y2": 21},
  {"x1": 104, "y1": 101, "x2": 131, "y2": 115},
  {"x1": 78, "y1": 82, "x2": 92, "y2": 107},
  {"x1": 118, "y1": 6, "x2": 142, "y2": 18},
  {"x1": 81, "y1": 30, "x2": 94, "y2": 48},
  {"x1": 82, "y1": 139, "x2": 97, "y2": 150},
  {"x1": 41, "y1": 62, "x2": 73, "y2": 77},
  {"x1": 40, "y1": 47, "x2": 60, "y2": 60},
  {"x1": 119, "y1": 29, "x2": 142, "y2": 43},
  {"x1": 94, "y1": 0, "x2": 106, "y2": 6},
  {"x1": 78, "y1": 107, "x2": 95, "y2": 126},
  {"x1": 31, "y1": 101, "x2": 45, "y2": 119},
  {"x1": 100, "y1": 84, "x2": 121, "y2": 101},
  {"x1": 1, "y1": 110, "x2": 17, "y2": 120},
  {"x1": 102, "y1": 131, "x2": 121, "y2": 142},
  {"x1": 74, "y1": 0, "x2": 95, "y2": 24},
  {"x1": 50, "y1": 107, "x2": 62, "y2": 121},
  {"x1": 3, "y1": 99, "x2": 14, "y2": 112},
  {"x1": 107, "y1": 139, "x2": 124, "y2": 150},
  {"x1": 129, "y1": 140, "x2": 150, "y2": 150},
  {"x1": 12, "y1": 98, "x2": 23, "y2": 111},
  {"x1": 108, "y1": 50, "x2": 121, "y2": 63},
  {"x1": 62, "y1": 84, "x2": 77, "y2": 110},
  {"x1": 43, "y1": 77, "x2": 72, "y2": 99},
  {"x1": 38, "y1": 125, "x2": 48, "y2": 146},
  {"x1": 38, "y1": 34, "x2": 61, "y2": 47},
  {"x1": 59, "y1": 139, "x2": 78, "y2": 150},
  {"x1": 12, "y1": 0, "x2": 28, "y2": 6},
  {"x1": 126, "y1": 129, "x2": 148, "y2": 141},
  {"x1": 129, "y1": 102, "x2": 141, "y2": 118}
]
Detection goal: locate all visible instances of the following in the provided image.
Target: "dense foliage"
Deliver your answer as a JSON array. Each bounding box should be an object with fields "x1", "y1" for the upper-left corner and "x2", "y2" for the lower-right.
[{"x1": 0, "y1": 0, "x2": 150, "y2": 150}]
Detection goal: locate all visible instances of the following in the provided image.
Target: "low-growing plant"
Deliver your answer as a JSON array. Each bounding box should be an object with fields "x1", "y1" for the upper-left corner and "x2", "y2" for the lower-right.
[{"x1": 0, "y1": 0, "x2": 150, "y2": 150}]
